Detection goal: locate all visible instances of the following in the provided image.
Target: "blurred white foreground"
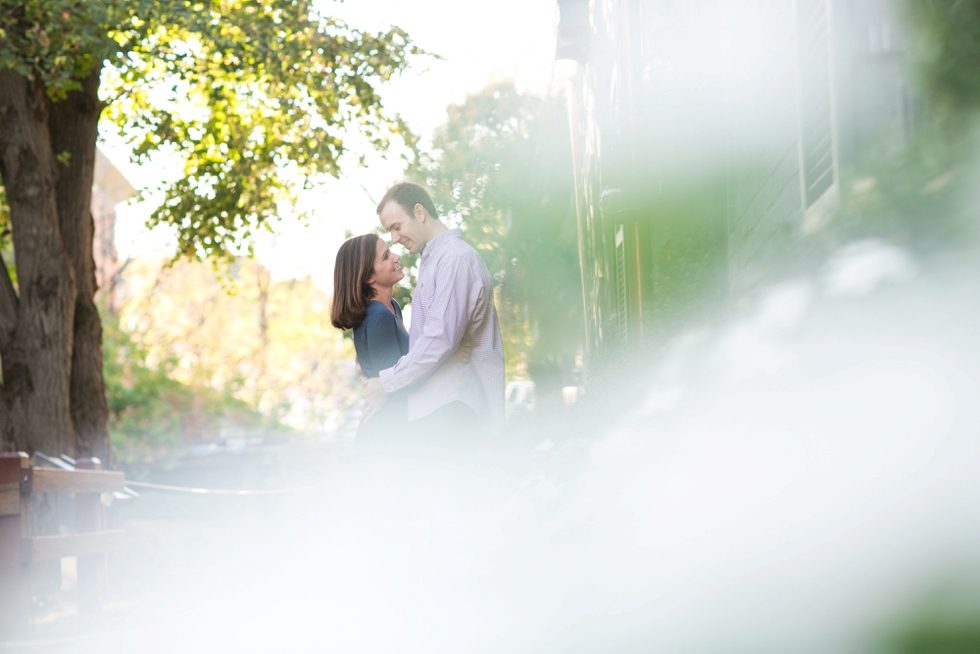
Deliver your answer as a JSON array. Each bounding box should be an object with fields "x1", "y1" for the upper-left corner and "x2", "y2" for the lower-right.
[{"x1": 5, "y1": 241, "x2": 979, "y2": 654}]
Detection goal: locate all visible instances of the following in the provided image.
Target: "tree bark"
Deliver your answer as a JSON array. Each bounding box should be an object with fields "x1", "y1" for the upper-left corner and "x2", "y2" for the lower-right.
[
  {"x1": 0, "y1": 68, "x2": 76, "y2": 456},
  {"x1": 48, "y1": 64, "x2": 111, "y2": 462},
  {"x1": 0, "y1": 251, "x2": 18, "y2": 450}
]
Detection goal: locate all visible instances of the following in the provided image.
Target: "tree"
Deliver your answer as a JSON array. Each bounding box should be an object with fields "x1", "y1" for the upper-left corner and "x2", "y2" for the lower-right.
[
  {"x1": 0, "y1": 0, "x2": 417, "y2": 459},
  {"x1": 104, "y1": 256, "x2": 357, "y2": 465},
  {"x1": 409, "y1": 81, "x2": 583, "y2": 400}
]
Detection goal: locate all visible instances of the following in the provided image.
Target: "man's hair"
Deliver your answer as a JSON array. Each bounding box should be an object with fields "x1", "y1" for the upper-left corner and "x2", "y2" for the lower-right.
[
  {"x1": 330, "y1": 233, "x2": 379, "y2": 331},
  {"x1": 376, "y1": 182, "x2": 440, "y2": 220}
]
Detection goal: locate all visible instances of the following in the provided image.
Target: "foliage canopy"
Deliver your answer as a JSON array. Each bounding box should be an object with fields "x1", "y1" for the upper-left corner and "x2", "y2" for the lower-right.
[
  {"x1": 105, "y1": 257, "x2": 357, "y2": 462},
  {"x1": 1, "y1": 0, "x2": 419, "y2": 259}
]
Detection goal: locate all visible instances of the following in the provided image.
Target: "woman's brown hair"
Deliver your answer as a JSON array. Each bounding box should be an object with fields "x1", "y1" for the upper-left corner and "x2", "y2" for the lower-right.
[{"x1": 331, "y1": 233, "x2": 378, "y2": 330}]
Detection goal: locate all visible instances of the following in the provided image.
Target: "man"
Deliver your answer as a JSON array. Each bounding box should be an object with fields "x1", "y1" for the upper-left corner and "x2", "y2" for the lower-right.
[{"x1": 361, "y1": 182, "x2": 505, "y2": 437}]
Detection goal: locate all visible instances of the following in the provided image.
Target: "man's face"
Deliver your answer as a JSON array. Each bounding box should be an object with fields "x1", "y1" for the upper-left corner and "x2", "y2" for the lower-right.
[{"x1": 379, "y1": 201, "x2": 427, "y2": 255}]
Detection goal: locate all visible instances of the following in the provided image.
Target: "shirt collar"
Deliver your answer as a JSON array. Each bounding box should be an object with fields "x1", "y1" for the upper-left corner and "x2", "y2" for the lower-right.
[{"x1": 421, "y1": 228, "x2": 462, "y2": 259}]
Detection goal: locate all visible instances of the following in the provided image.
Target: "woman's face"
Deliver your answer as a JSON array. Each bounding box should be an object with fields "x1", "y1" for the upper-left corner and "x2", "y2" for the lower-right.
[{"x1": 367, "y1": 238, "x2": 404, "y2": 290}]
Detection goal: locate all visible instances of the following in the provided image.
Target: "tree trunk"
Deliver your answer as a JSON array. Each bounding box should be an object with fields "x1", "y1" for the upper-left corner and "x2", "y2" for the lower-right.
[
  {"x1": 0, "y1": 69, "x2": 77, "y2": 457},
  {"x1": 0, "y1": 251, "x2": 18, "y2": 449},
  {"x1": 48, "y1": 65, "x2": 111, "y2": 462}
]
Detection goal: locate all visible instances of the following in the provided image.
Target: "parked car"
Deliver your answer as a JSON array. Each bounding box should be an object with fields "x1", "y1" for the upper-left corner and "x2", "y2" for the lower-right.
[{"x1": 505, "y1": 380, "x2": 537, "y2": 418}]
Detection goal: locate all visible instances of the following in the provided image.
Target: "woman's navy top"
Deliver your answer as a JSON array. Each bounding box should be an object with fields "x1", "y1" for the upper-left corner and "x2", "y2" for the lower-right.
[
  {"x1": 353, "y1": 299, "x2": 410, "y2": 441},
  {"x1": 353, "y1": 299, "x2": 410, "y2": 378}
]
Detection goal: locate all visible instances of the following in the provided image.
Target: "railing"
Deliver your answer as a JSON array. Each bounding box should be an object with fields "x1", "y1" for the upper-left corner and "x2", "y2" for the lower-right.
[{"x1": 0, "y1": 452, "x2": 127, "y2": 636}]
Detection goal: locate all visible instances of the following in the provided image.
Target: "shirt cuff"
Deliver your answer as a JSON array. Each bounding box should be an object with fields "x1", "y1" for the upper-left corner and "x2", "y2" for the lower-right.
[{"x1": 379, "y1": 367, "x2": 397, "y2": 393}]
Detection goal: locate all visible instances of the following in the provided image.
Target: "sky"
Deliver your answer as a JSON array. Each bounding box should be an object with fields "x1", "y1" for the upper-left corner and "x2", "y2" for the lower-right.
[{"x1": 101, "y1": 0, "x2": 561, "y2": 290}]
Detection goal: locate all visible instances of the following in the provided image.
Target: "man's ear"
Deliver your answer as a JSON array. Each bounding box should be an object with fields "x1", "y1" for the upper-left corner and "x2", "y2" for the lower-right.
[{"x1": 415, "y1": 203, "x2": 427, "y2": 222}]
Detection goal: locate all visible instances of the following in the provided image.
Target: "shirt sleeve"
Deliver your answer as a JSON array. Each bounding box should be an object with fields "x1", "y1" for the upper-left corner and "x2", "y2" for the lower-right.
[
  {"x1": 363, "y1": 310, "x2": 405, "y2": 375},
  {"x1": 379, "y1": 255, "x2": 479, "y2": 393}
]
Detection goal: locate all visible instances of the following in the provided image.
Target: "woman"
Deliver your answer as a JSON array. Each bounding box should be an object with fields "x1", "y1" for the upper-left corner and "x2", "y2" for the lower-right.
[
  {"x1": 332, "y1": 233, "x2": 471, "y2": 442},
  {"x1": 331, "y1": 233, "x2": 410, "y2": 439}
]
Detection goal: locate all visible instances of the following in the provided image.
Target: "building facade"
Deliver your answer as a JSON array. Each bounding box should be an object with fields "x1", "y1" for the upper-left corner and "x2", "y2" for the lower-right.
[
  {"x1": 557, "y1": 0, "x2": 914, "y2": 363},
  {"x1": 92, "y1": 149, "x2": 136, "y2": 313}
]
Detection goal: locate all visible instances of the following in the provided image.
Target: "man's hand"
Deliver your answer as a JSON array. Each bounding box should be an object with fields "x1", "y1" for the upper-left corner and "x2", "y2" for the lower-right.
[{"x1": 361, "y1": 377, "x2": 388, "y2": 424}]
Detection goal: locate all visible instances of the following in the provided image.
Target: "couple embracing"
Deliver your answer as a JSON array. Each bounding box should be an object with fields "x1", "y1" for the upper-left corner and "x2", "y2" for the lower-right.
[{"x1": 330, "y1": 183, "x2": 505, "y2": 447}]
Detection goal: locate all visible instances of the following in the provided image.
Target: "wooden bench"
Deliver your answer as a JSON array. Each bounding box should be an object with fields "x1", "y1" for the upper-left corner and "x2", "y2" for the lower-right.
[{"x1": 0, "y1": 452, "x2": 127, "y2": 636}]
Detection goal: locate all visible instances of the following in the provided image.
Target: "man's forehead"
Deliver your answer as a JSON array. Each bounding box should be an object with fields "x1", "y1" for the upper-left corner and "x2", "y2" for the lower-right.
[{"x1": 379, "y1": 201, "x2": 410, "y2": 227}]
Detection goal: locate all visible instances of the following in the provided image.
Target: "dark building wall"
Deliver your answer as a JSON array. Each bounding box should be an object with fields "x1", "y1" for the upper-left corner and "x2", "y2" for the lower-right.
[{"x1": 559, "y1": 0, "x2": 914, "y2": 374}]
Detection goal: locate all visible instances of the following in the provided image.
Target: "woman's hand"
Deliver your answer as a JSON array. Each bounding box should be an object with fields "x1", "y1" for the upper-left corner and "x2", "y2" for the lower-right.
[
  {"x1": 355, "y1": 357, "x2": 369, "y2": 386},
  {"x1": 361, "y1": 378, "x2": 388, "y2": 423},
  {"x1": 447, "y1": 333, "x2": 473, "y2": 364}
]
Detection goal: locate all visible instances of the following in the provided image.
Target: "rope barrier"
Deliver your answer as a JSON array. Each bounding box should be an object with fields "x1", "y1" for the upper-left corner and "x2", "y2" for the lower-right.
[{"x1": 125, "y1": 480, "x2": 323, "y2": 495}]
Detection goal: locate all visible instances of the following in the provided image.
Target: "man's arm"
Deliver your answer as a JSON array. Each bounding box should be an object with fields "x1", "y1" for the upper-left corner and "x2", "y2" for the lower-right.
[{"x1": 380, "y1": 255, "x2": 480, "y2": 394}]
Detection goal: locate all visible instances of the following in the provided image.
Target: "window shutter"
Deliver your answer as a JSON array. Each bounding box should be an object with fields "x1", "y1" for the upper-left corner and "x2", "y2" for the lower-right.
[{"x1": 795, "y1": 0, "x2": 837, "y2": 208}]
